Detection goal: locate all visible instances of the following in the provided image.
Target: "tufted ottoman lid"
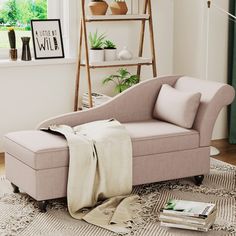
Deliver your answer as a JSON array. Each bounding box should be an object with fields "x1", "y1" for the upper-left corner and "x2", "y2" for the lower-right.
[{"x1": 4, "y1": 130, "x2": 69, "y2": 170}]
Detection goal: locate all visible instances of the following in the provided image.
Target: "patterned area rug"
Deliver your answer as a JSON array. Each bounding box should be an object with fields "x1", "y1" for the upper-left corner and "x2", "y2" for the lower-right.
[{"x1": 0, "y1": 158, "x2": 235, "y2": 236}]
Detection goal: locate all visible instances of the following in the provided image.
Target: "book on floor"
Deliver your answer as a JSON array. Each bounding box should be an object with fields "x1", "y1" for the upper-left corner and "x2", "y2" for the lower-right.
[
  {"x1": 160, "y1": 199, "x2": 217, "y2": 232},
  {"x1": 160, "y1": 199, "x2": 216, "y2": 218},
  {"x1": 160, "y1": 209, "x2": 217, "y2": 225},
  {"x1": 160, "y1": 220, "x2": 214, "y2": 232}
]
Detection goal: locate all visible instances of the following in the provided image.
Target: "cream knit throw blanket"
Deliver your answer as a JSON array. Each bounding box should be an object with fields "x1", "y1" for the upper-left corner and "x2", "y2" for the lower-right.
[{"x1": 49, "y1": 119, "x2": 141, "y2": 234}]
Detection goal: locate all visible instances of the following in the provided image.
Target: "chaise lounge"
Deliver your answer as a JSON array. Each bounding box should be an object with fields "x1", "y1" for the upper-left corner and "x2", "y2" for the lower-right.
[{"x1": 3, "y1": 75, "x2": 235, "y2": 212}]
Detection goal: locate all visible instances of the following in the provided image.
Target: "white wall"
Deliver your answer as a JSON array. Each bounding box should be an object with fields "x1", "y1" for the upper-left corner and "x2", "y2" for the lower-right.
[
  {"x1": 0, "y1": 63, "x2": 76, "y2": 150},
  {"x1": 0, "y1": 0, "x2": 174, "y2": 152},
  {"x1": 173, "y1": 0, "x2": 230, "y2": 140}
]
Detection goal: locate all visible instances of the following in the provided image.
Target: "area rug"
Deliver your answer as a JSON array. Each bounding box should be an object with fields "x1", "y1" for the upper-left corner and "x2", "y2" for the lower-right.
[{"x1": 0, "y1": 158, "x2": 235, "y2": 236}]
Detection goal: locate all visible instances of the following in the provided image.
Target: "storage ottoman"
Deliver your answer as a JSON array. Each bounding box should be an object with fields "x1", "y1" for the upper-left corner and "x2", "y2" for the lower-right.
[{"x1": 4, "y1": 130, "x2": 69, "y2": 211}]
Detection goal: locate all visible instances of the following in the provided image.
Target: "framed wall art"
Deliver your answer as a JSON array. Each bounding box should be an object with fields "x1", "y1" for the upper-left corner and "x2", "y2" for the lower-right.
[{"x1": 31, "y1": 19, "x2": 64, "y2": 59}]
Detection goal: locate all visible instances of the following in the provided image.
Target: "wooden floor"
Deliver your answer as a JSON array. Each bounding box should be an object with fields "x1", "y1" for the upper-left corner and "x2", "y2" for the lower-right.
[
  {"x1": 211, "y1": 139, "x2": 236, "y2": 165},
  {"x1": 0, "y1": 139, "x2": 235, "y2": 176},
  {"x1": 0, "y1": 153, "x2": 4, "y2": 176}
]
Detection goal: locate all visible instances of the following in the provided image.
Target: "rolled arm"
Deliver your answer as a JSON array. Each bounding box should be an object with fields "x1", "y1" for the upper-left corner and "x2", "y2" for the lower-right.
[
  {"x1": 37, "y1": 75, "x2": 181, "y2": 129},
  {"x1": 174, "y1": 76, "x2": 235, "y2": 146}
]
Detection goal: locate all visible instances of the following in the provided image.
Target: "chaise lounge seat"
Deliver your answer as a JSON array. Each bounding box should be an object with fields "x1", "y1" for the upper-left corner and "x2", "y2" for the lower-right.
[{"x1": 3, "y1": 75, "x2": 235, "y2": 211}]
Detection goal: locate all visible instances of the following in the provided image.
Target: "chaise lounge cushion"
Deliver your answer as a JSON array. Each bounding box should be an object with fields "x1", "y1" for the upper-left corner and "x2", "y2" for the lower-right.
[
  {"x1": 153, "y1": 84, "x2": 201, "y2": 128},
  {"x1": 123, "y1": 120, "x2": 199, "y2": 156},
  {"x1": 4, "y1": 120, "x2": 199, "y2": 170}
]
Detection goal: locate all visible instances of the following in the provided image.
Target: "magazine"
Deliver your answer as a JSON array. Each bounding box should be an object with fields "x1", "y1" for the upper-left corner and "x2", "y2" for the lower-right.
[
  {"x1": 161, "y1": 199, "x2": 216, "y2": 218},
  {"x1": 160, "y1": 220, "x2": 214, "y2": 232},
  {"x1": 159, "y1": 209, "x2": 217, "y2": 226}
]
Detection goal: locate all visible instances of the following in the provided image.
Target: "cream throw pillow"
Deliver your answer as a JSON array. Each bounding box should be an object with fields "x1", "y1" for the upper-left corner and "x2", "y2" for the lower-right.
[{"x1": 153, "y1": 84, "x2": 201, "y2": 129}]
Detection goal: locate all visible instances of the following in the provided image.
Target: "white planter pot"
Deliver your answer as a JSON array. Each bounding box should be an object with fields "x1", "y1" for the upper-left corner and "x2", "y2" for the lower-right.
[
  {"x1": 89, "y1": 49, "x2": 104, "y2": 63},
  {"x1": 104, "y1": 49, "x2": 117, "y2": 61}
]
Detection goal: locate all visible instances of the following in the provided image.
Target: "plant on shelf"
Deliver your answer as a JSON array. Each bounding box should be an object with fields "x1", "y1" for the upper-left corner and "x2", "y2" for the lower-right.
[
  {"x1": 104, "y1": 40, "x2": 116, "y2": 49},
  {"x1": 110, "y1": 0, "x2": 128, "y2": 15},
  {"x1": 89, "y1": 30, "x2": 106, "y2": 62},
  {"x1": 8, "y1": 28, "x2": 17, "y2": 61},
  {"x1": 103, "y1": 68, "x2": 140, "y2": 93},
  {"x1": 104, "y1": 40, "x2": 117, "y2": 61},
  {"x1": 88, "y1": 0, "x2": 108, "y2": 15}
]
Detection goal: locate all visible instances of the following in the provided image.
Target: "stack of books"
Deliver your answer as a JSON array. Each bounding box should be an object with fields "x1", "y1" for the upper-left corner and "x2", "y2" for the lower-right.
[
  {"x1": 82, "y1": 92, "x2": 111, "y2": 109},
  {"x1": 160, "y1": 199, "x2": 217, "y2": 232}
]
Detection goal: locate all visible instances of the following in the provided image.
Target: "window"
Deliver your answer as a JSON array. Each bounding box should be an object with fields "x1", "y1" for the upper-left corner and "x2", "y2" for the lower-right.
[
  {"x1": 0, "y1": 0, "x2": 47, "y2": 49},
  {"x1": 0, "y1": 0, "x2": 78, "y2": 59}
]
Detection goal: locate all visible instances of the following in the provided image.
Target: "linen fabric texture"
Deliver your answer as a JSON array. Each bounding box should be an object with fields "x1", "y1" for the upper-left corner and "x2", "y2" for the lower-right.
[
  {"x1": 48, "y1": 119, "x2": 141, "y2": 234},
  {"x1": 153, "y1": 84, "x2": 201, "y2": 129}
]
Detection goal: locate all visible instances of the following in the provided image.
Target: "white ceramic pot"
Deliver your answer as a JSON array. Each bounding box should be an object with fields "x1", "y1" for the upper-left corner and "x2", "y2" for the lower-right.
[
  {"x1": 118, "y1": 46, "x2": 133, "y2": 60},
  {"x1": 104, "y1": 49, "x2": 117, "y2": 61},
  {"x1": 89, "y1": 49, "x2": 104, "y2": 63}
]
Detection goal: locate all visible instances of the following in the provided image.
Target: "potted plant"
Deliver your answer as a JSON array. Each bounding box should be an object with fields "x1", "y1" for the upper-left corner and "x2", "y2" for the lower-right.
[
  {"x1": 102, "y1": 68, "x2": 140, "y2": 93},
  {"x1": 8, "y1": 28, "x2": 17, "y2": 61},
  {"x1": 104, "y1": 40, "x2": 117, "y2": 61},
  {"x1": 89, "y1": 31, "x2": 106, "y2": 63},
  {"x1": 88, "y1": 0, "x2": 108, "y2": 15},
  {"x1": 110, "y1": 0, "x2": 128, "y2": 15}
]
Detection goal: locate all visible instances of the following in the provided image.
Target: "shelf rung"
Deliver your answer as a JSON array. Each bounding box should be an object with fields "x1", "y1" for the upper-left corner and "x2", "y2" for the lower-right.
[
  {"x1": 85, "y1": 14, "x2": 150, "y2": 22},
  {"x1": 80, "y1": 58, "x2": 152, "y2": 68},
  {"x1": 81, "y1": 63, "x2": 152, "y2": 69}
]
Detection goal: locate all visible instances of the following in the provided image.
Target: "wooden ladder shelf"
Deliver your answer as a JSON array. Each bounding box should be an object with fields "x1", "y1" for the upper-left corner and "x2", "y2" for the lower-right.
[{"x1": 74, "y1": 0, "x2": 157, "y2": 111}]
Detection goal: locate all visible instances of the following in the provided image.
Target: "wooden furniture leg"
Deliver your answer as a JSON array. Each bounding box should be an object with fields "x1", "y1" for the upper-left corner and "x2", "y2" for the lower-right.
[
  {"x1": 81, "y1": 0, "x2": 93, "y2": 108},
  {"x1": 137, "y1": 0, "x2": 148, "y2": 77},
  {"x1": 194, "y1": 175, "x2": 204, "y2": 186},
  {"x1": 38, "y1": 200, "x2": 48, "y2": 213},
  {"x1": 11, "y1": 183, "x2": 19, "y2": 193},
  {"x1": 148, "y1": 0, "x2": 157, "y2": 77},
  {"x1": 74, "y1": 19, "x2": 83, "y2": 111}
]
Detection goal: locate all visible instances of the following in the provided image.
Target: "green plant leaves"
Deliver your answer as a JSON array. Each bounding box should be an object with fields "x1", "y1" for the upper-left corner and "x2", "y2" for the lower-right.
[
  {"x1": 89, "y1": 30, "x2": 106, "y2": 49},
  {"x1": 104, "y1": 40, "x2": 116, "y2": 49},
  {"x1": 102, "y1": 68, "x2": 140, "y2": 93}
]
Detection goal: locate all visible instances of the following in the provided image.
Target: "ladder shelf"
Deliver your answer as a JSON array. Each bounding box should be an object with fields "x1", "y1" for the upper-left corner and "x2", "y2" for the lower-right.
[{"x1": 74, "y1": 0, "x2": 157, "y2": 111}]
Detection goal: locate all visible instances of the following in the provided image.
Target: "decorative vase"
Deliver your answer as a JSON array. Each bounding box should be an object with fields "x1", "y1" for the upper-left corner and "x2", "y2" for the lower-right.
[
  {"x1": 89, "y1": 49, "x2": 105, "y2": 62},
  {"x1": 110, "y1": 1, "x2": 128, "y2": 15},
  {"x1": 9, "y1": 48, "x2": 17, "y2": 61},
  {"x1": 88, "y1": 0, "x2": 108, "y2": 15},
  {"x1": 118, "y1": 47, "x2": 133, "y2": 60},
  {"x1": 105, "y1": 49, "x2": 117, "y2": 61},
  {"x1": 21, "y1": 37, "x2": 31, "y2": 61}
]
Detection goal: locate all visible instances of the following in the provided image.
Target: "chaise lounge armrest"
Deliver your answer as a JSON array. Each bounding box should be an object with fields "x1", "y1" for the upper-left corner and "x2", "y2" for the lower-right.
[
  {"x1": 37, "y1": 75, "x2": 181, "y2": 129},
  {"x1": 174, "y1": 76, "x2": 235, "y2": 146}
]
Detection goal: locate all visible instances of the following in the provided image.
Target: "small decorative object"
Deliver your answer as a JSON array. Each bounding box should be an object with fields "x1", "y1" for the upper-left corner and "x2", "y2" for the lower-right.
[
  {"x1": 31, "y1": 19, "x2": 64, "y2": 59},
  {"x1": 110, "y1": 0, "x2": 128, "y2": 15},
  {"x1": 103, "y1": 68, "x2": 139, "y2": 93},
  {"x1": 8, "y1": 28, "x2": 17, "y2": 61},
  {"x1": 21, "y1": 37, "x2": 31, "y2": 61},
  {"x1": 104, "y1": 40, "x2": 117, "y2": 61},
  {"x1": 88, "y1": 0, "x2": 108, "y2": 15},
  {"x1": 118, "y1": 46, "x2": 133, "y2": 60},
  {"x1": 89, "y1": 30, "x2": 106, "y2": 63}
]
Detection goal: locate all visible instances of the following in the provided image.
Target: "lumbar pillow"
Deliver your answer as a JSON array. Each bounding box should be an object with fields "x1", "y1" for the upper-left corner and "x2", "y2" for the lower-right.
[{"x1": 153, "y1": 84, "x2": 201, "y2": 129}]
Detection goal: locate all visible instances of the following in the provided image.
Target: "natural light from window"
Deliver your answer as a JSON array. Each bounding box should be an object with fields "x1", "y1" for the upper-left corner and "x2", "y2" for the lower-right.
[{"x1": 0, "y1": 0, "x2": 47, "y2": 49}]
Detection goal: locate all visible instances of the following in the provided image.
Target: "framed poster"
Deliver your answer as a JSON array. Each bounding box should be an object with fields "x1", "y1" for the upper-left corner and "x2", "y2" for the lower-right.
[{"x1": 31, "y1": 19, "x2": 64, "y2": 59}]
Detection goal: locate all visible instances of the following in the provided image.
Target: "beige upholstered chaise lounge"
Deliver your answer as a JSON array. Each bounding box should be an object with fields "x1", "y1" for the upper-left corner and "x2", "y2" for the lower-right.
[{"x1": 3, "y1": 76, "x2": 235, "y2": 212}]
